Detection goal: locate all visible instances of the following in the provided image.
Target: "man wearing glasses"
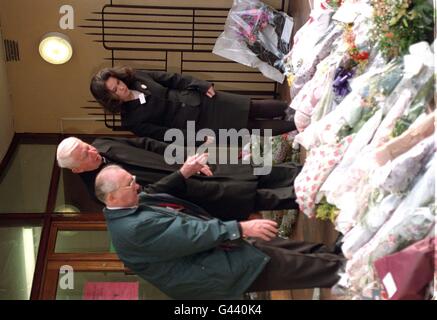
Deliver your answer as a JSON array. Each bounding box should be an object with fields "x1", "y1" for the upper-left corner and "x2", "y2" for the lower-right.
[{"x1": 95, "y1": 165, "x2": 344, "y2": 300}]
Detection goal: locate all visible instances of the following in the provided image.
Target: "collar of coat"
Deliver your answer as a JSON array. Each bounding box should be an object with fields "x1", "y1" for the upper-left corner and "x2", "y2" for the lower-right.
[
  {"x1": 103, "y1": 192, "x2": 181, "y2": 220},
  {"x1": 104, "y1": 206, "x2": 141, "y2": 219}
]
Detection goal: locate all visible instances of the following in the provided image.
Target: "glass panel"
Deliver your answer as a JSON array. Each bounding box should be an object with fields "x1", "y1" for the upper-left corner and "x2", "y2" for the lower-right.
[
  {"x1": 0, "y1": 223, "x2": 43, "y2": 300},
  {"x1": 55, "y1": 230, "x2": 111, "y2": 253},
  {"x1": 56, "y1": 272, "x2": 169, "y2": 300},
  {"x1": 55, "y1": 168, "x2": 102, "y2": 213},
  {"x1": 0, "y1": 144, "x2": 55, "y2": 213}
]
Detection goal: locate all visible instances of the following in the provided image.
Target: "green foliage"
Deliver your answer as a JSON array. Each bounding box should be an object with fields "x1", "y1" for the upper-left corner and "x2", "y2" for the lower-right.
[
  {"x1": 315, "y1": 197, "x2": 340, "y2": 222},
  {"x1": 371, "y1": 0, "x2": 434, "y2": 60}
]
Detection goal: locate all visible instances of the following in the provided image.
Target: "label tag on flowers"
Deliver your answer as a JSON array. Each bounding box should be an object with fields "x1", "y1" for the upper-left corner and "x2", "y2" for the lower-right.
[
  {"x1": 382, "y1": 272, "x2": 397, "y2": 298},
  {"x1": 281, "y1": 17, "x2": 294, "y2": 44},
  {"x1": 139, "y1": 93, "x2": 146, "y2": 104}
]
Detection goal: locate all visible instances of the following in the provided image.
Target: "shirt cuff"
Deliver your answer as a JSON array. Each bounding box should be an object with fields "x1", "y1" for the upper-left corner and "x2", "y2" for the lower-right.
[{"x1": 222, "y1": 221, "x2": 241, "y2": 241}]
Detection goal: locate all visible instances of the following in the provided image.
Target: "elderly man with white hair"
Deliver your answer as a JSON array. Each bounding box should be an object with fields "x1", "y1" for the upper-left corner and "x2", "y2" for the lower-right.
[
  {"x1": 95, "y1": 164, "x2": 344, "y2": 300},
  {"x1": 56, "y1": 136, "x2": 301, "y2": 221}
]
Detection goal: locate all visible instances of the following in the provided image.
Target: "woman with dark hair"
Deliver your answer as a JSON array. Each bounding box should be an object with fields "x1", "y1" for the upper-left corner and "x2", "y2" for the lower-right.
[{"x1": 90, "y1": 66, "x2": 295, "y2": 145}]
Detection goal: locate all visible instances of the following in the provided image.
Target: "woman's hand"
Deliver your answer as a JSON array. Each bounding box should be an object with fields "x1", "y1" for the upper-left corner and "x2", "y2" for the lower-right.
[{"x1": 206, "y1": 86, "x2": 216, "y2": 98}]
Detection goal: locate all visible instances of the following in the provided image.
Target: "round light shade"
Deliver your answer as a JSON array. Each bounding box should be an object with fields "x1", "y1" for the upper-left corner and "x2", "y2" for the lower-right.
[{"x1": 38, "y1": 32, "x2": 73, "y2": 64}]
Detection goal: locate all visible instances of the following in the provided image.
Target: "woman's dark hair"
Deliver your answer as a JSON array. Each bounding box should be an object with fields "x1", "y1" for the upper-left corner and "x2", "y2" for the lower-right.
[{"x1": 90, "y1": 66, "x2": 136, "y2": 113}]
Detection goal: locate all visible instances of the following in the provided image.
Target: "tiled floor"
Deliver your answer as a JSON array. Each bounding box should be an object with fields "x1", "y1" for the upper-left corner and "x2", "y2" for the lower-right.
[{"x1": 269, "y1": 212, "x2": 340, "y2": 300}]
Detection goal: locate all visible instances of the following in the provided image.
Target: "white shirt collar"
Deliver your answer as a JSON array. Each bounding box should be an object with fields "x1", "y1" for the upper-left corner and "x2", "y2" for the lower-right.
[{"x1": 106, "y1": 205, "x2": 138, "y2": 210}]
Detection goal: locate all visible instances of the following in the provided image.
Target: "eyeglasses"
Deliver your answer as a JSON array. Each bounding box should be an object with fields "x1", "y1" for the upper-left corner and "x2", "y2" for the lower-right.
[{"x1": 115, "y1": 175, "x2": 136, "y2": 191}]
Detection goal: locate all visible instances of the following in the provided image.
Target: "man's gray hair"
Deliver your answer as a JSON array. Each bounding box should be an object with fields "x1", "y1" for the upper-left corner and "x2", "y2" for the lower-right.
[
  {"x1": 56, "y1": 137, "x2": 82, "y2": 169},
  {"x1": 95, "y1": 164, "x2": 123, "y2": 204}
]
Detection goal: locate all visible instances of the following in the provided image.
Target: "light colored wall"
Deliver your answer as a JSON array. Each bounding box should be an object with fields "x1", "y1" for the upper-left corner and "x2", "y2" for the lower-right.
[
  {"x1": 0, "y1": 0, "x2": 287, "y2": 135},
  {"x1": 0, "y1": 0, "x2": 111, "y2": 135},
  {"x1": 0, "y1": 28, "x2": 14, "y2": 161}
]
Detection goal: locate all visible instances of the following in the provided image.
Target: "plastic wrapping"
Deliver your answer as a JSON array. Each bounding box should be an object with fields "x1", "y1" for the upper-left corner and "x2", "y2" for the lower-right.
[
  {"x1": 288, "y1": 43, "x2": 345, "y2": 132},
  {"x1": 241, "y1": 131, "x2": 299, "y2": 164},
  {"x1": 287, "y1": 24, "x2": 343, "y2": 98},
  {"x1": 372, "y1": 135, "x2": 435, "y2": 194},
  {"x1": 323, "y1": 110, "x2": 383, "y2": 233},
  {"x1": 346, "y1": 206, "x2": 435, "y2": 296},
  {"x1": 341, "y1": 193, "x2": 403, "y2": 259},
  {"x1": 320, "y1": 57, "x2": 432, "y2": 218},
  {"x1": 332, "y1": 132, "x2": 434, "y2": 238},
  {"x1": 369, "y1": 89, "x2": 414, "y2": 147},
  {"x1": 294, "y1": 135, "x2": 353, "y2": 217},
  {"x1": 345, "y1": 155, "x2": 436, "y2": 294},
  {"x1": 213, "y1": 0, "x2": 294, "y2": 83},
  {"x1": 392, "y1": 76, "x2": 434, "y2": 138},
  {"x1": 333, "y1": 128, "x2": 434, "y2": 237},
  {"x1": 320, "y1": 109, "x2": 383, "y2": 198},
  {"x1": 283, "y1": 6, "x2": 334, "y2": 85},
  {"x1": 293, "y1": 59, "x2": 403, "y2": 150}
]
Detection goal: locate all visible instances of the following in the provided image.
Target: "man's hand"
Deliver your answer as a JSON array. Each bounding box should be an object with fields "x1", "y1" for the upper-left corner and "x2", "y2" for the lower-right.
[
  {"x1": 240, "y1": 219, "x2": 278, "y2": 241},
  {"x1": 204, "y1": 135, "x2": 215, "y2": 145},
  {"x1": 179, "y1": 153, "x2": 212, "y2": 178},
  {"x1": 199, "y1": 166, "x2": 213, "y2": 176},
  {"x1": 206, "y1": 86, "x2": 216, "y2": 98}
]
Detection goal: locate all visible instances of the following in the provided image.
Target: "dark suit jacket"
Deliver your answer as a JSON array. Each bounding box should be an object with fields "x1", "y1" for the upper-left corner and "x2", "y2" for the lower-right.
[{"x1": 120, "y1": 70, "x2": 251, "y2": 144}]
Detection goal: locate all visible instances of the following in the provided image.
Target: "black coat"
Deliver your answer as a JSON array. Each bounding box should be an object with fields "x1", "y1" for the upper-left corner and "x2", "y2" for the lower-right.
[
  {"x1": 80, "y1": 137, "x2": 301, "y2": 221},
  {"x1": 120, "y1": 71, "x2": 251, "y2": 144}
]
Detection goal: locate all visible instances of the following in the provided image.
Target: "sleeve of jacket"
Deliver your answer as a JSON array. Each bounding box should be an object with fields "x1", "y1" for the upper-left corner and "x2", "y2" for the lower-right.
[
  {"x1": 140, "y1": 70, "x2": 212, "y2": 93},
  {"x1": 132, "y1": 210, "x2": 241, "y2": 261},
  {"x1": 129, "y1": 121, "x2": 205, "y2": 147},
  {"x1": 118, "y1": 136, "x2": 172, "y2": 156},
  {"x1": 143, "y1": 171, "x2": 187, "y2": 195}
]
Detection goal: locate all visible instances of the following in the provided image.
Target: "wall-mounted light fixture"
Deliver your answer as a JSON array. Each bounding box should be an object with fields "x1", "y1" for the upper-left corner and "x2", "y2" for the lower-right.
[{"x1": 38, "y1": 32, "x2": 73, "y2": 64}]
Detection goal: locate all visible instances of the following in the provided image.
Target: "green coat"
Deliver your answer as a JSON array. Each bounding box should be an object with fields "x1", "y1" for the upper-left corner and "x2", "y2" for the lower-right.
[{"x1": 104, "y1": 193, "x2": 269, "y2": 299}]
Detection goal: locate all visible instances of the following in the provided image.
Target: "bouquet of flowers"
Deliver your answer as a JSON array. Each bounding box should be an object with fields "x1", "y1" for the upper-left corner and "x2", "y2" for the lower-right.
[
  {"x1": 241, "y1": 130, "x2": 300, "y2": 165},
  {"x1": 344, "y1": 155, "x2": 435, "y2": 295},
  {"x1": 294, "y1": 134, "x2": 354, "y2": 217},
  {"x1": 283, "y1": 6, "x2": 335, "y2": 89},
  {"x1": 293, "y1": 58, "x2": 403, "y2": 150},
  {"x1": 213, "y1": 0, "x2": 294, "y2": 82}
]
